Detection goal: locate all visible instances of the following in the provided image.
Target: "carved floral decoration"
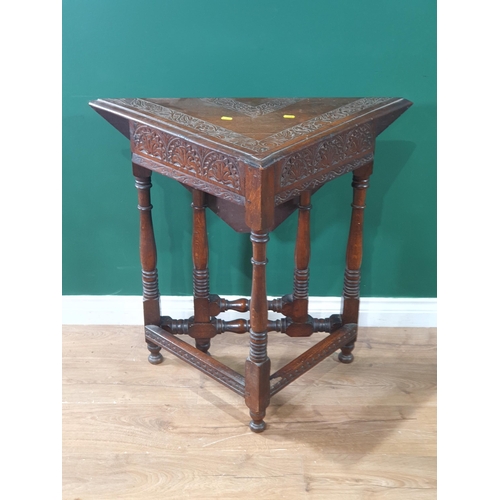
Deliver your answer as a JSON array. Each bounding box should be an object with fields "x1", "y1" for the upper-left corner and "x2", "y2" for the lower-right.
[
  {"x1": 280, "y1": 124, "x2": 374, "y2": 187},
  {"x1": 133, "y1": 125, "x2": 240, "y2": 190}
]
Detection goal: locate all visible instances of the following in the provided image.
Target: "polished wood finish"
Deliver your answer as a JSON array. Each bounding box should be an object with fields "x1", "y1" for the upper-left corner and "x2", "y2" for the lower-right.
[
  {"x1": 90, "y1": 97, "x2": 412, "y2": 431},
  {"x1": 270, "y1": 323, "x2": 357, "y2": 396},
  {"x1": 245, "y1": 231, "x2": 271, "y2": 432},
  {"x1": 133, "y1": 163, "x2": 163, "y2": 365},
  {"x1": 146, "y1": 325, "x2": 245, "y2": 396},
  {"x1": 340, "y1": 161, "x2": 373, "y2": 363},
  {"x1": 63, "y1": 325, "x2": 436, "y2": 500},
  {"x1": 287, "y1": 190, "x2": 313, "y2": 337},
  {"x1": 191, "y1": 189, "x2": 215, "y2": 353}
]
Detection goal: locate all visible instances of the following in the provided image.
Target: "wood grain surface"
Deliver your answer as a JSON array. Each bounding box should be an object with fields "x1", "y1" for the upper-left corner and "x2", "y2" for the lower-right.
[{"x1": 63, "y1": 326, "x2": 436, "y2": 499}]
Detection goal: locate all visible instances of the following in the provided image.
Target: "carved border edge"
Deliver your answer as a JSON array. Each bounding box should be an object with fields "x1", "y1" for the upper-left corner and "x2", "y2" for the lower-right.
[
  {"x1": 112, "y1": 97, "x2": 395, "y2": 154},
  {"x1": 269, "y1": 324, "x2": 357, "y2": 396},
  {"x1": 145, "y1": 326, "x2": 246, "y2": 397},
  {"x1": 200, "y1": 98, "x2": 302, "y2": 118}
]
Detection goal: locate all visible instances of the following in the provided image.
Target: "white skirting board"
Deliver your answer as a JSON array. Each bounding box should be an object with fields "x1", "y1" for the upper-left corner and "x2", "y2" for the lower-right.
[{"x1": 62, "y1": 296, "x2": 436, "y2": 327}]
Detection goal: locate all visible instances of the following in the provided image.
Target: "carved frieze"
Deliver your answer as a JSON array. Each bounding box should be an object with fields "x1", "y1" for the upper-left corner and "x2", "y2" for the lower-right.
[
  {"x1": 275, "y1": 123, "x2": 374, "y2": 204},
  {"x1": 132, "y1": 154, "x2": 246, "y2": 206},
  {"x1": 280, "y1": 124, "x2": 373, "y2": 187},
  {"x1": 275, "y1": 155, "x2": 374, "y2": 205},
  {"x1": 131, "y1": 124, "x2": 242, "y2": 193}
]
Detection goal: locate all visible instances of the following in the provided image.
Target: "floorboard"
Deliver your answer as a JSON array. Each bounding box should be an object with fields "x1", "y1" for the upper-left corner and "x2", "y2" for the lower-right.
[{"x1": 63, "y1": 325, "x2": 436, "y2": 500}]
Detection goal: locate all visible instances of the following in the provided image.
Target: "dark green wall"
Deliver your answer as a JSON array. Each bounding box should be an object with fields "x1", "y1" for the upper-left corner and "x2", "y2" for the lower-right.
[{"x1": 63, "y1": 0, "x2": 436, "y2": 298}]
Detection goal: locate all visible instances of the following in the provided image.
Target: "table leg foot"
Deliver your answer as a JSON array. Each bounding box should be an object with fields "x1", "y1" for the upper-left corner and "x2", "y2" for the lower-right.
[
  {"x1": 338, "y1": 341, "x2": 355, "y2": 364},
  {"x1": 195, "y1": 339, "x2": 211, "y2": 355},
  {"x1": 249, "y1": 412, "x2": 266, "y2": 433},
  {"x1": 147, "y1": 341, "x2": 164, "y2": 365}
]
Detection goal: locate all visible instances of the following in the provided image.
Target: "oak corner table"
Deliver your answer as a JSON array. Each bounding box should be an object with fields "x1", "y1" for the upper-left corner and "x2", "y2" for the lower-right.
[{"x1": 89, "y1": 97, "x2": 412, "y2": 432}]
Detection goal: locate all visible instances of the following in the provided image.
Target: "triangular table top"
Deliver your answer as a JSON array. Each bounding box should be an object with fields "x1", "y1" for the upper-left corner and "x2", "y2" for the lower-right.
[
  {"x1": 90, "y1": 97, "x2": 410, "y2": 163},
  {"x1": 90, "y1": 97, "x2": 411, "y2": 232}
]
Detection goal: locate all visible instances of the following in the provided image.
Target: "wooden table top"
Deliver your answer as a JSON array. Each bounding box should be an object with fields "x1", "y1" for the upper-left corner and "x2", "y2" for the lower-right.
[
  {"x1": 90, "y1": 96, "x2": 412, "y2": 232},
  {"x1": 89, "y1": 97, "x2": 411, "y2": 165}
]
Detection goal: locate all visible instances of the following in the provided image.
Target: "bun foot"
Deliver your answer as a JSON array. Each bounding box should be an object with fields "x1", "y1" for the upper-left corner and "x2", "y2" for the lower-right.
[
  {"x1": 196, "y1": 339, "x2": 211, "y2": 355},
  {"x1": 147, "y1": 342, "x2": 163, "y2": 365},
  {"x1": 338, "y1": 352, "x2": 354, "y2": 364},
  {"x1": 338, "y1": 341, "x2": 355, "y2": 364},
  {"x1": 249, "y1": 420, "x2": 266, "y2": 433}
]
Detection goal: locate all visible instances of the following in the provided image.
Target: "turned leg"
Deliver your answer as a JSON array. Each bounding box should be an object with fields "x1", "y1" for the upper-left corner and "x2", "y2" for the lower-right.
[
  {"x1": 133, "y1": 163, "x2": 163, "y2": 365},
  {"x1": 293, "y1": 191, "x2": 312, "y2": 318},
  {"x1": 340, "y1": 162, "x2": 372, "y2": 363},
  {"x1": 286, "y1": 191, "x2": 314, "y2": 336},
  {"x1": 191, "y1": 189, "x2": 212, "y2": 354},
  {"x1": 245, "y1": 231, "x2": 271, "y2": 432}
]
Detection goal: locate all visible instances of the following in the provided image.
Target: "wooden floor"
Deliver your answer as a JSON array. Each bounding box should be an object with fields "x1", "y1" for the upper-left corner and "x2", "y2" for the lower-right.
[{"x1": 62, "y1": 325, "x2": 436, "y2": 500}]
